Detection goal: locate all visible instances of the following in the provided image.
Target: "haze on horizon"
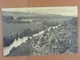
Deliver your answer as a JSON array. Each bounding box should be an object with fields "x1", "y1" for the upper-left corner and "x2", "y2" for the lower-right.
[{"x1": 2, "y1": 6, "x2": 78, "y2": 17}]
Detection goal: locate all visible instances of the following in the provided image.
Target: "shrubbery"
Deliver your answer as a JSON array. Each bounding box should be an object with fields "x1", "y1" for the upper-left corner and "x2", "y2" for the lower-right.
[
  {"x1": 3, "y1": 35, "x2": 15, "y2": 47},
  {"x1": 2, "y1": 16, "x2": 14, "y2": 22},
  {"x1": 70, "y1": 17, "x2": 78, "y2": 26},
  {"x1": 61, "y1": 21, "x2": 68, "y2": 26},
  {"x1": 3, "y1": 28, "x2": 41, "y2": 47},
  {"x1": 21, "y1": 29, "x2": 34, "y2": 36}
]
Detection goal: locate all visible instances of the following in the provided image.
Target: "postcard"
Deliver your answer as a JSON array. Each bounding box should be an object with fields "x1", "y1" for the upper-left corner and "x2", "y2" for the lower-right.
[{"x1": 2, "y1": 6, "x2": 78, "y2": 56}]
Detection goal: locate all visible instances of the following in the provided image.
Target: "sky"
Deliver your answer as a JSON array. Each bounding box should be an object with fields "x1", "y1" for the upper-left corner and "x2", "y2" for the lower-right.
[{"x1": 2, "y1": 6, "x2": 78, "y2": 17}]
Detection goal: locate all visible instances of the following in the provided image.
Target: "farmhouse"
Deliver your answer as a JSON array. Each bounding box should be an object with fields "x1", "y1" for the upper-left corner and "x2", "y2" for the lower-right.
[{"x1": 21, "y1": 19, "x2": 32, "y2": 22}]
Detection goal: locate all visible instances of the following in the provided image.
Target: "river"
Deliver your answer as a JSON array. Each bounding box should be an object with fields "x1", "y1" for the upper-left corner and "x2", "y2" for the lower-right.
[{"x1": 3, "y1": 24, "x2": 61, "y2": 56}]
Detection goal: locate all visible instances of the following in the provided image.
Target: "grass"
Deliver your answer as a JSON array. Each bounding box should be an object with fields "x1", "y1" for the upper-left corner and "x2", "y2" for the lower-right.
[{"x1": 2, "y1": 22, "x2": 45, "y2": 37}]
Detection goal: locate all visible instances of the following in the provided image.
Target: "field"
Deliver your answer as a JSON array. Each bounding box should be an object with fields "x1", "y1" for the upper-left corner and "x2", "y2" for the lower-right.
[{"x1": 2, "y1": 23, "x2": 45, "y2": 36}]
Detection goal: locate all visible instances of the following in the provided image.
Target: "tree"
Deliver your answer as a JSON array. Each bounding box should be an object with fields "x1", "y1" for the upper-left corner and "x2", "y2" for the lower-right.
[
  {"x1": 3, "y1": 35, "x2": 15, "y2": 47},
  {"x1": 62, "y1": 21, "x2": 68, "y2": 26},
  {"x1": 22, "y1": 29, "x2": 33, "y2": 36},
  {"x1": 70, "y1": 17, "x2": 78, "y2": 26}
]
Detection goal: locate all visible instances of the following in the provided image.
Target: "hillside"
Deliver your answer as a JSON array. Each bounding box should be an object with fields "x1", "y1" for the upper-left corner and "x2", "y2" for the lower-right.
[{"x1": 6, "y1": 25, "x2": 78, "y2": 56}]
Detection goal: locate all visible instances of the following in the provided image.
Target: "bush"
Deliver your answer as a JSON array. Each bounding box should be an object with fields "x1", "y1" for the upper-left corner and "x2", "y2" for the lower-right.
[
  {"x1": 22, "y1": 29, "x2": 34, "y2": 36},
  {"x1": 3, "y1": 35, "x2": 15, "y2": 47},
  {"x1": 70, "y1": 17, "x2": 78, "y2": 26},
  {"x1": 33, "y1": 29, "x2": 40, "y2": 34},
  {"x1": 62, "y1": 21, "x2": 68, "y2": 26}
]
